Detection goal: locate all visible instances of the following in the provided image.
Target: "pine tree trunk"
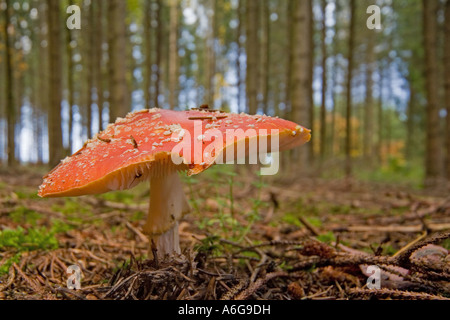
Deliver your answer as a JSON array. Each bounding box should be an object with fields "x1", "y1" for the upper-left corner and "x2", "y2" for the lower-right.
[
  {"x1": 107, "y1": 0, "x2": 129, "y2": 121},
  {"x1": 319, "y1": 0, "x2": 327, "y2": 161},
  {"x1": 423, "y1": 0, "x2": 441, "y2": 184},
  {"x1": 307, "y1": 0, "x2": 314, "y2": 161},
  {"x1": 246, "y1": 0, "x2": 258, "y2": 114},
  {"x1": 260, "y1": 0, "x2": 270, "y2": 115},
  {"x1": 285, "y1": 0, "x2": 293, "y2": 120},
  {"x1": 3, "y1": 0, "x2": 16, "y2": 166},
  {"x1": 205, "y1": 0, "x2": 216, "y2": 108},
  {"x1": 330, "y1": 0, "x2": 341, "y2": 158},
  {"x1": 406, "y1": 83, "x2": 415, "y2": 160},
  {"x1": 330, "y1": 54, "x2": 338, "y2": 157},
  {"x1": 377, "y1": 61, "x2": 384, "y2": 164},
  {"x1": 47, "y1": 0, "x2": 64, "y2": 167},
  {"x1": 87, "y1": 1, "x2": 95, "y2": 138},
  {"x1": 236, "y1": 0, "x2": 243, "y2": 113},
  {"x1": 154, "y1": 0, "x2": 163, "y2": 108},
  {"x1": 29, "y1": 10, "x2": 40, "y2": 163},
  {"x1": 37, "y1": 0, "x2": 48, "y2": 164},
  {"x1": 444, "y1": 0, "x2": 450, "y2": 180},
  {"x1": 168, "y1": 0, "x2": 178, "y2": 109},
  {"x1": 144, "y1": 0, "x2": 152, "y2": 109},
  {"x1": 345, "y1": 0, "x2": 355, "y2": 178},
  {"x1": 363, "y1": 30, "x2": 375, "y2": 160},
  {"x1": 96, "y1": 0, "x2": 104, "y2": 131},
  {"x1": 65, "y1": 1, "x2": 74, "y2": 154},
  {"x1": 290, "y1": 0, "x2": 312, "y2": 166}
]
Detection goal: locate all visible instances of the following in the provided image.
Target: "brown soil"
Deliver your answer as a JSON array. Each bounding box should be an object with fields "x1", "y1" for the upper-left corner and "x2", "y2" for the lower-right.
[{"x1": 0, "y1": 168, "x2": 449, "y2": 300}]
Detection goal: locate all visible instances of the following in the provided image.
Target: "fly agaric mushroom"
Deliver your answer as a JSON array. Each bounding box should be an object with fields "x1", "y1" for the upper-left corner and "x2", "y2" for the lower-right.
[{"x1": 38, "y1": 107, "x2": 310, "y2": 259}]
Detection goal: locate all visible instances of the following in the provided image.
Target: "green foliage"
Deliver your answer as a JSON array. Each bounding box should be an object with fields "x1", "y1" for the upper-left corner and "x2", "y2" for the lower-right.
[
  {"x1": 383, "y1": 245, "x2": 397, "y2": 256},
  {"x1": 196, "y1": 203, "x2": 241, "y2": 239},
  {"x1": 195, "y1": 167, "x2": 267, "y2": 244},
  {"x1": 9, "y1": 206, "x2": 42, "y2": 225},
  {"x1": 183, "y1": 174, "x2": 201, "y2": 215},
  {"x1": 281, "y1": 213, "x2": 301, "y2": 227},
  {"x1": 50, "y1": 219, "x2": 74, "y2": 234},
  {"x1": 278, "y1": 260, "x2": 293, "y2": 271},
  {"x1": 442, "y1": 238, "x2": 450, "y2": 251},
  {"x1": 194, "y1": 235, "x2": 223, "y2": 256},
  {"x1": 237, "y1": 250, "x2": 260, "y2": 266},
  {"x1": 51, "y1": 198, "x2": 90, "y2": 215},
  {"x1": 0, "y1": 253, "x2": 22, "y2": 276},
  {"x1": 130, "y1": 210, "x2": 145, "y2": 222},
  {"x1": 0, "y1": 218, "x2": 73, "y2": 275},
  {"x1": 330, "y1": 204, "x2": 351, "y2": 215},
  {"x1": 0, "y1": 226, "x2": 59, "y2": 252},
  {"x1": 316, "y1": 231, "x2": 336, "y2": 244},
  {"x1": 305, "y1": 217, "x2": 322, "y2": 228},
  {"x1": 99, "y1": 191, "x2": 136, "y2": 205},
  {"x1": 356, "y1": 158, "x2": 424, "y2": 188},
  {"x1": 14, "y1": 189, "x2": 41, "y2": 200}
]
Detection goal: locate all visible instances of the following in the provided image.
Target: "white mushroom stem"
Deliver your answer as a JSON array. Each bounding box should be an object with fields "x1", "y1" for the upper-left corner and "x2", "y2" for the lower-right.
[{"x1": 143, "y1": 170, "x2": 190, "y2": 259}]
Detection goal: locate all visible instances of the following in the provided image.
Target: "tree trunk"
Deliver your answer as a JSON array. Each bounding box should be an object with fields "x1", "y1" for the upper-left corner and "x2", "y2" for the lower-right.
[
  {"x1": 3, "y1": 0, "x2": 16, "y2": 166},
  {"x1": 345, "y1": 0, "x2": 355, "y2": 178},
  {"x1": 445, "y1": 0, "x2": 450, "y2": 180},
  {"x1": 423, "y1": 0, "x2": 441, "y2": 184},
  {"x1": 96, "y1": 0, "x2": 104, "y2": 131},
  {"x1": 87, "y1": 1, "x2": 95, "y2": 138},
  {"x1": 406, "y1": 83, "x2": 415, "y2": 160},
  {"x1": 285, "y1": 0, "x2": 293, "y2": 120},
  {"x1": 260, "y1": 0, "x2": 270, "y2": 115},
  {"x1": 290, "y1": 0, "x2": 312, "y2": 166},
  {"x1": 37, "y1": 0, "x2": 48, "y2": 164},
  {"x1": 205, "y1": 0, "x2": 216, "y2": 108},
  {"x1": 66, "y1": 0, "x2": 74, "y2": 154},
  {"x1": 154, "y1": 0, "x2": 163, "y2": 108},
  {"x1": 168, "y1": 0, "x2": 179, "y2": 109},
  {"x1": 107, "y1": 0, "x2": 129, "y2": 121},
  {"x1": 47, "y1": 0, "x2": 64, "y2": 167},
  {"x1": 307, "y1": 0, "x2": 314, "y2": 161},
  {"x1": 363, "y1": 29, "x2": 375, "y2": 160},
  {"x1": 319, "y1": 0, "x2": 327, "y2": 161},
  {"x1": 330, "y1": 0, "x2": 340, "y2": 158},
  {"x1": 236, "y1": 0, "x2": 243, "y2": 113},
  {"x1": 377, "y1": 61, "x2": 384, "y2": 164},
  {"x1": 246, "y1": 0, "x2": 259, "y2": 114},
  {"x1": 144, "y1": 0, "x2": 153, "y2": 109},
  {"x1": 29, "y1": 7, "x2": 40, "y2": 163}
]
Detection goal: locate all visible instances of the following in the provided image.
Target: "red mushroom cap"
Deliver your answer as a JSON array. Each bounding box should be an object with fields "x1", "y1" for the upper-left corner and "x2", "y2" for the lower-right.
[{"x1": 38, "y1": 108, "x2": 310, "y2": 197}]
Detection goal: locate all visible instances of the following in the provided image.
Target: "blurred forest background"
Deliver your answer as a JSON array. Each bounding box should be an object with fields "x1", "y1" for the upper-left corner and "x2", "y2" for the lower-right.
[{"x1": 1, "y1": 0, "x2": 450, "y2": 188}]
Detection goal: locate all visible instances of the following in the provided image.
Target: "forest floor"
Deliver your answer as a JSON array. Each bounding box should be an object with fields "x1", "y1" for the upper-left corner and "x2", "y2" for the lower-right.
[{"x1": 0, "y1": 164, "x2": 449, "y2": 300}]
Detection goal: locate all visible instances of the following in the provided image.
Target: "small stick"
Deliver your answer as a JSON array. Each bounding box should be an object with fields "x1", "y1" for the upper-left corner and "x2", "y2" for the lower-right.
[
  {"x1": 97, "y1": 136, "x2": 111, "y2": 143},
  {"x1": 298, "y1": 216, "x2": 320, "y2": 236},
  {"x1": 150, "y1": 239, "x2": 159, "y2": 268},
  {"x1": 125, "y1": 221, "x2": 149, "y2": 244},
  {"x1": 395, "y1": 231, "x2": 450, "y2": 266},
  {"x1": 130, "y1": 135, "x2": 138, "y2": 149},
  {"x1": 392, "y1": 231, "x2": 427, "y2": 258},
  {"x1": 56, "y1": 286, "x2": 88, "y2": 300},
  {"x1": 235, "y1": 272, "x2": 287, "y2": 300}
]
